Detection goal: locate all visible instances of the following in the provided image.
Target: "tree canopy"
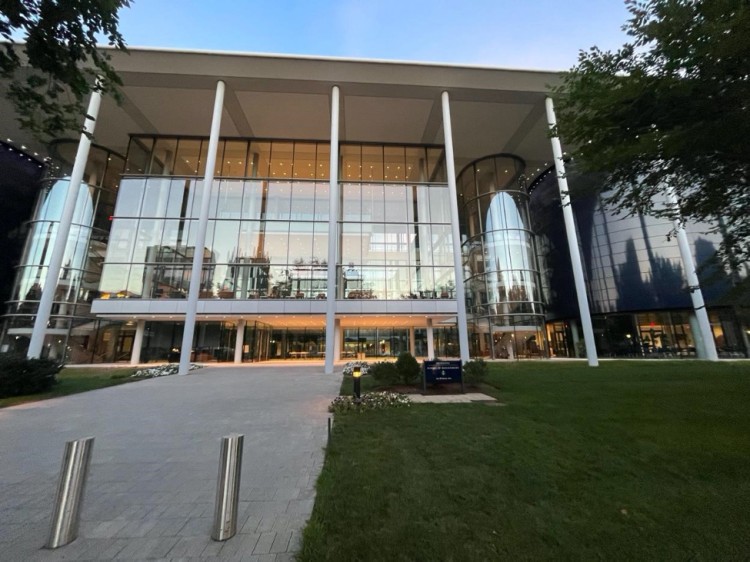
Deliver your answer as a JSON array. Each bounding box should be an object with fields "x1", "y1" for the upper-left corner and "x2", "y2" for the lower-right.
[
  {"x1": 552, "y1": 0, "x2": 750, "y2": 267},
  {"x1": 0, "y1": 0, "x2": 130, "y2": 139}
]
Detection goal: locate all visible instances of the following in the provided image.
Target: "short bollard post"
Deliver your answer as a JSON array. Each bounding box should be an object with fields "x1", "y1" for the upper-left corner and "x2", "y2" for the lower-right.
[
  {"x1": 327, "y1": 417, "x2": 332, "y2": 442},
  {"x1": 212, "y1": 434, "x2": 244, "y2": 541},
  {"x1": 46, "y1": 437, "x2": 95, "y2": 549}
]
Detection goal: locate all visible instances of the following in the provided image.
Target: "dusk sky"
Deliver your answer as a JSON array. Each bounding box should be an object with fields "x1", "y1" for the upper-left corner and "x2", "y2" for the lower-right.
[{"x1": 117, "y1": 1, "x2": 632, "y2": 70}]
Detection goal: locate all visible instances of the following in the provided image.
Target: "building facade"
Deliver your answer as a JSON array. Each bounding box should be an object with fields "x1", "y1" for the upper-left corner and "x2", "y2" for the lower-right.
[{"x1": 1, "y1": 48, "x2": 747, "y2": 366}]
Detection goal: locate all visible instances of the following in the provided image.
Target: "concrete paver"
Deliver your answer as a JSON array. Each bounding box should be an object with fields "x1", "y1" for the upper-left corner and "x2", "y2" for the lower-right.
[{"x1": 0, "y1": 365, "x2": 340, "y2": 560}]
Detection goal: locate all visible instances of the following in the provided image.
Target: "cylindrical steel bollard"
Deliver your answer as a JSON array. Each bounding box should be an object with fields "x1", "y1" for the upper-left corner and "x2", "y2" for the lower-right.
[
  {"x1": 211, "y1": 434, "x2": 244, "y2": 541},
  {"x1": 46, "y1": 437, "x2": 95, "y2": 549},
  {"x1": 327, "y1": 417, "x2": 332, "y2": 442}
]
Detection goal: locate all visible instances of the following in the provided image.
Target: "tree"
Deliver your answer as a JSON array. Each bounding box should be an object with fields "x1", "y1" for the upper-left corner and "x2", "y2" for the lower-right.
[
  {"x1": 551, "y1": 0, "x2": 750, "y2": 267},
  {"x1": 1, "y1": 0, "x2": 130, "y2": 139}
]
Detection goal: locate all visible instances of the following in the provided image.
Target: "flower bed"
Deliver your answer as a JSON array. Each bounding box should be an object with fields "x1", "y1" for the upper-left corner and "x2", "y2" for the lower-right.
[
  {"x1": 328, "y1": 391, "x2": 411, "y2": 414},
  {"x1": 132, "y1": 363, "x2": 203, "y2": 378},
  {"x1": 342, "y1": 361, "x2": 369, "y2": 376}
]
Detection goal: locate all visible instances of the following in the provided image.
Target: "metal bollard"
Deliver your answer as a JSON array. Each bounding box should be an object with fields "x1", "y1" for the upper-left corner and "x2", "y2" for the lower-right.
[
  {"x1": 211, "y1": 434, "x2": 244, "y2": 541},
  {"x1": 46, "y1": 437, "x2": 95, "y2": 549},
  {"x1": 327, "y1": 417, "x2": 332, "y2": 442}
]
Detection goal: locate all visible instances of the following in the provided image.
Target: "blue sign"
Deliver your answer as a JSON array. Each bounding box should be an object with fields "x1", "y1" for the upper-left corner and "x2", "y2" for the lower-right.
[{"x1": 423, "y1": 360, "x2": 462, "y2": 385}]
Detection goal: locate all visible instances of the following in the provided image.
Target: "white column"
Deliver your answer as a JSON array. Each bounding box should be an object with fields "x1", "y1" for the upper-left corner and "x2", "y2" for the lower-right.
[
  {"x1": 234, "y1": 319, "x2": 246, "y2": 364},
  {"x1": 333, "y1": 318, "x2": 342, "y2": 362},
  {"x1": 324, "y1": 86, "x2": 340, "y2": 374},
  {"x1": 130, "y1": 320, "x2": 146, "y2": 365},
  {"x1": 27, "y1": 87, "x2": 103, "y2": 358},
  {"x1": 179, "y1": 80, "x2": 225, "y2": 375},
  {"x1": 545, "y1": 97, "x2": 599, "y2": 367},
  {"x1": 440, "y1": 91, "x2": 470, "y2": 364},
  {"x1": 426, "y1": 318, "x2": 435, "y2": 359},
  {"x1": 409, "y1": 327, "x2": 416, "y2": 356},
  {"x1": 669, "y1": 188, "x2": 718, "y2": 360}
]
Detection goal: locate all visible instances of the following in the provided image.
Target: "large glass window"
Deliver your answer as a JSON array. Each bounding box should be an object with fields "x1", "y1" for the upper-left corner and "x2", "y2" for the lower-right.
[{"x1": 458, "y1": 154, "x2": 547, "y2": 358}]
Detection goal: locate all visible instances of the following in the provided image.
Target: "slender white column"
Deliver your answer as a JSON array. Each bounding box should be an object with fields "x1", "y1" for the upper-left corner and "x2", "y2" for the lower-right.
[
  {"x1": 668, "y1": 188, "x2": 718, "y2": 360},
  {"x1": 440, "y1": 91, "x2": 470, "y2": 364},
  {"x1": 130, "y1": 320, "x2": 146, "y2": 365},
  {"x1": 426, "y1": 319, "x2": 435, "y2": 359},
  {"x1": 27, "y1": 87, "x2": 102, "y2": 358},
  {"x1": 324, "y1": 86, "x2": 340, "y2": 374},
  {"x1": 545, "y1": 97, "x2": 599, "y2": 367},
  {"x1": 333, "y1": 318, "x2": 342, "y2": 362},
  {"x1": 179, "y1": 80, "x2": 225, "y2": 375},
  {"x1": 409, "y1": 327, "x2": 416, "y2": 356},
  {"x1": 234, "y1": 319, "x2": 246, "y2": 364}
]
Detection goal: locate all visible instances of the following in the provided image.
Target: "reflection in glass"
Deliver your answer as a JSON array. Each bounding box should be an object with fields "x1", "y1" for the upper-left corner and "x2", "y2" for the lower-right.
[{"x1": 458, "y1": 154, "x2": 547, "y2": 359}]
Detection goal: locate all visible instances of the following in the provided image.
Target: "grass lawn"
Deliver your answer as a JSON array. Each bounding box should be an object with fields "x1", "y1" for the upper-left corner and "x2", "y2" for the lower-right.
[
  {"x1": 0, "y1": 366, "x2": 140, "y2": 408},
  {"x1": 301, "y1": 360, "x2": 750, "y2": 560}
]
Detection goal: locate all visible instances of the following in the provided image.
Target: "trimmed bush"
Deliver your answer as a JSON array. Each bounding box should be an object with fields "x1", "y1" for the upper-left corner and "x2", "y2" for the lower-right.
[
  {"x1": 395, "y1": 352, "x2": 421, "y2": 385},
  {"x1": 0, "y1": 353, "x2": 62, "y2": 398},
  {"x1": 463, "y1": 358, "x2": 488, "y2": 385},
  {"x1": 368, "y1": 361, "x2": 400, "y2": 385}
]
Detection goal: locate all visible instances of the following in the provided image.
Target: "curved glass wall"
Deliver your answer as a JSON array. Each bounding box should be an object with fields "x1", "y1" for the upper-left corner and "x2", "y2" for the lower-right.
[
  {"x1": 1, "y1": 141, "x2": 126, "y2": 360},
  {"x1": 458, "y1": 154, "x2": 547, "y2": 359},
  {"x1": 530, "y1": 169, "x2": 748, "y2": 358}
]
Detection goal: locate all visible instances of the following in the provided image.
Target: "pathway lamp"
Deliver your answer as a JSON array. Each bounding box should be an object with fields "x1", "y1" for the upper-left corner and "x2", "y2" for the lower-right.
[{"x1": 353, "y1": 366, "x2": 362, "y2": 403}]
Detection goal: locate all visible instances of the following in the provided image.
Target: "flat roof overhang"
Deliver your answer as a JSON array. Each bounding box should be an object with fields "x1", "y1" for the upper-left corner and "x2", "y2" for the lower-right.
[
  {"x1": 1, "y1": 47, "x2": 562, "y2": 177},
  {"x1": 91, "y1": 296, "x2": 458, "y2": 328}
]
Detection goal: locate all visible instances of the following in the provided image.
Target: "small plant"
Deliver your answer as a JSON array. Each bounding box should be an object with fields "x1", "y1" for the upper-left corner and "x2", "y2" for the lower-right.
[
  {"x1": 463, "y1": 359, "x2": 488, "y2": 385},
  {"x1": 395, "y1": 352, "x2": 421, "y2": 385},
  {"x1": 368, "y1": 361, "x2": 400, "y2": 385},
  {"x1": 342, "y1": 361, "x2": 369, "y2": 376},
  {"x1": 132, "y1": 363, "x2": 202, "y2": 378},
  {"x1": 328, "y1": 391, "x2": 412, "y2": 414},
  {"x1": 0, "y1": 353, "x2": 62, "y2": 398}
]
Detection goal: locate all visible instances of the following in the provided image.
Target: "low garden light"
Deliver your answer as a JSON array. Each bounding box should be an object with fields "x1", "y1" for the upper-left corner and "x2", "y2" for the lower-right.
[{"x1": 353, "y1": 365, "x2": 362, "y2": 402}]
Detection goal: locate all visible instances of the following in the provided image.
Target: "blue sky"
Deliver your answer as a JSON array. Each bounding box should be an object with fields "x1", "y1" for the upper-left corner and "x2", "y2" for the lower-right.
[{"x1": 117, "y1": 1, "x2": 632, "y2": 70}]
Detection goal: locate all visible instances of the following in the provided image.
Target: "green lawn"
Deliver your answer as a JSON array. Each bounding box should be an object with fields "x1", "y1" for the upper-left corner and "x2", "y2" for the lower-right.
[
  {"x1": 0, "y1": 366, "x2": 140, "y2": 408},
  {"x1": 301, "y1": 360, "x2": 750, "y2": 560}
]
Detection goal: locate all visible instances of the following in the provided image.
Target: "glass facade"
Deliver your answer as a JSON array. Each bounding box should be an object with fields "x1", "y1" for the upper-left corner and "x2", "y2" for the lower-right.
[
  {"x1": 0, "y1": 141, "x2": 126, "y2": 360},
  {"x1": 100, "y1": 138, "x2": 451, "y2": 302},
  {"x1": 530, "y1": 169, "x2": 749, "y2": 359},
  {"x1": 338, "y1": 143, "x2": 452, "y2": 300},
  {"x1": 458, "y1": 155, "x2": 547, "y2": 359}
]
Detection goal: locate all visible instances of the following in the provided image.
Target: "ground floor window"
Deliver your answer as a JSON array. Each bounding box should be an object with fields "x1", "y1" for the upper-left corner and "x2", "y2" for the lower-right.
[{"x1": 547, "y1": 308, "x2": 748, "y2": 359}]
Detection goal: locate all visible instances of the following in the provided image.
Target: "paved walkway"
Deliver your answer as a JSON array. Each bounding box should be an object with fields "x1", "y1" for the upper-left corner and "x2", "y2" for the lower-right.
[
  {"x1": 409, "y1": 392, "x2": 497, "y2": 403},
  {"x1": 0, "y1": 365, "x2": 341, "y2": 561}
]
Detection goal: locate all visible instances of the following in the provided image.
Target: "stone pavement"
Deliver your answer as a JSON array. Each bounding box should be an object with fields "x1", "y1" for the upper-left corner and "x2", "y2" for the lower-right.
[
  {"x1": 409, "y1": 392, "x2": 497, "y2": 403},
  {"x1": 0, "y1": 365, "x2": 341, "y2": 561}
]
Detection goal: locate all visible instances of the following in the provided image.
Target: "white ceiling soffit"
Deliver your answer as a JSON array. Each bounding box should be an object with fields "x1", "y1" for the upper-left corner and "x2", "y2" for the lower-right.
[
  {"x1": 235, "y1": 91, "x2": 330, "y2": 139},
  {"x1": 343, "y1": 96, "x2": 433, "y2": 144},
  {"x1": 450, "y1": 101, "x2": 535, "y2": 163},
  {"x1": 122, "y1": 86, "x2": 239, "y2": 137}
]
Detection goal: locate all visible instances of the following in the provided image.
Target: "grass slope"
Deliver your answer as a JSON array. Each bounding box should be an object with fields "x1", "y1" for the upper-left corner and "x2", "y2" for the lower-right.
[
  {"x1": 0, "y1": 366, "x2": 138, "y2": 408},
  {"x1": 302, "y1": 360, "x2": 750, "y2": 560}
]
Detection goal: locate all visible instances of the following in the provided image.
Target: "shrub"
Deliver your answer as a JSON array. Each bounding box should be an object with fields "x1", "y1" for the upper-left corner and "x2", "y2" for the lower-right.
[
  {"x1": 395, "y1": 352, "x2": 421, "y2": 385},
  {"x1": 463, "y1": 359, "x2": 488, "y2": 385},
  {"x1": 0, "y1": 353, "x2": 62, "y2": 398},
  {"x1": 328, "y1": 391, "x2": 411, "y2": 414},
  {"x1": 368, "y1": 361, "x2": 400, "y2": 385}
]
